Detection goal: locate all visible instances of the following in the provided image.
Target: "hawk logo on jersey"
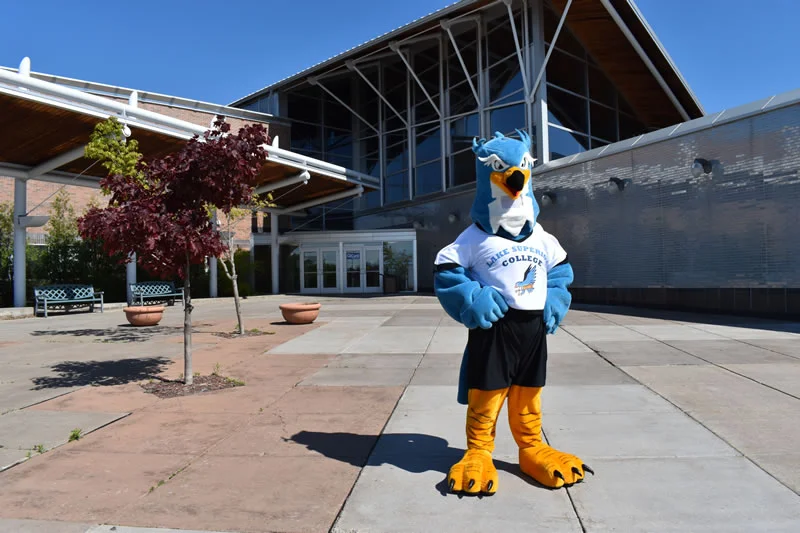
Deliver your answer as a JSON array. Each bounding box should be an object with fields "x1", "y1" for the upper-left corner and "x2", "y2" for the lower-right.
[{"x1": 514, "y1": 264, "x2": 537, "y2": 295}]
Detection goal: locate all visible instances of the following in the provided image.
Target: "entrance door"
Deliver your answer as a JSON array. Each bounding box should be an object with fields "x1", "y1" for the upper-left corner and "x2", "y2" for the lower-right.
[
  {"x1": 363, "y1": 245, "x2": 383, "y2": 293},
  {"x1": 344, "y1": 245, "x2": 383, "y2": 293},
  {"x1": 300, "y1": 247, "x2": 339, "y2": 294},
  {"x1": 319, "y1": 248, "x2": 339, "y2": 293}
]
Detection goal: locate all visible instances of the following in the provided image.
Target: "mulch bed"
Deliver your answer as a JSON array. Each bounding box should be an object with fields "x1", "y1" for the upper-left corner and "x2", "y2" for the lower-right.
[
  {"x1": 141, "y1": 374, "x2": 244, "y2": 399},
  {"x1": 211, "y1": 329, "x2": 275, "y2": 339}
]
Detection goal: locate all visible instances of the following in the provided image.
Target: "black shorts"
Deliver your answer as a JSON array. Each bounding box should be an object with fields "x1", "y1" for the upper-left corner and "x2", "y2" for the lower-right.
[{"x1": 466, "y1": 307, "x2": 547, "y2": 391}]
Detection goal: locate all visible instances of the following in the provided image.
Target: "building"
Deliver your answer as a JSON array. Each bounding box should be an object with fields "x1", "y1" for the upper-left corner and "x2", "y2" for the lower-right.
[
  {"x1": 230, "y1": 0, "x2": 704, "y2": 295},
  {"x1": 3, "y1": 0, "x2": 800, "y2": 317}
]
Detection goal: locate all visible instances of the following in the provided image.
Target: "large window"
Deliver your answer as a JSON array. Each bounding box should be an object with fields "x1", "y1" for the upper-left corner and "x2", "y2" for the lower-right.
[
  {"x1": 271, "y1": 0, "x2": 657, "y2": 212},
  {"x1": 449, "y1": 113, "x2": 479, "y2": 187},
  {"x1": 542, "y1": 3, "x2": 647, "y2": 161}
]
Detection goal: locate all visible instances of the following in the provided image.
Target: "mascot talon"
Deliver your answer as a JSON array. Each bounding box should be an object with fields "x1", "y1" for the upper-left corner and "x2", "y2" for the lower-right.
[
  {"x1": 447, "y1": 449, "x2": 499, "y2": 495},
  {"x1": 434, "y1": 131, "x2": 589, "y2": 495}
]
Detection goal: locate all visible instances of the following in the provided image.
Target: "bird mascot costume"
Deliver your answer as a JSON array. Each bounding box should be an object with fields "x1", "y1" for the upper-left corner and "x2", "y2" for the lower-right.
[{"x1": 434, "y1": 130, "x2": 592, "y2": 495}]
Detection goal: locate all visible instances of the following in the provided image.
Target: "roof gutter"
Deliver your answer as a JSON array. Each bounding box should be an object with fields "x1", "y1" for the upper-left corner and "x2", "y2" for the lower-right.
[{"x1": 0, "y1": 63, "x2": 209, "y2": 138}]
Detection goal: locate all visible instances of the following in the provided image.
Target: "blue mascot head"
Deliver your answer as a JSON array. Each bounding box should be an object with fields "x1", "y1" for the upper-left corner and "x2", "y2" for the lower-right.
[{"x1": 469, "y1": 130, "x2": 539, "y2": 240}]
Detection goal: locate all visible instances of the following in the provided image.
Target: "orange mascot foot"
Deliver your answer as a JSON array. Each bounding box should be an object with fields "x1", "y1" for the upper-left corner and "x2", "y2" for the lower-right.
[
  {"x1": 508, "y1": 385, "x2": 594, "y2": 489},
  {"x1": 447, "y1": 388, "x2": 508, "y2": 495}
]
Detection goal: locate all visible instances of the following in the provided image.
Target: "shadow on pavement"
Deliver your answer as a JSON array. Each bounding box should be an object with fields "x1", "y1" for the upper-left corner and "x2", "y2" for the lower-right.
[
  {"x1": 29, "y1": 325, "x2": 183, "y2": 343},
  {"x1": 30, "y1": 356, "x2": 172, "y2": 389},
  {"x1": 289, "y1": 431, "x2": 545, "y2": 495}
]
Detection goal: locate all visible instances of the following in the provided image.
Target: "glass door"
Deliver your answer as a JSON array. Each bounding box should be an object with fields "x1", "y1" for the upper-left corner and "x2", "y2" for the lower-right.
[
  {"x1": 301, "y1": 250, "x2": 319, "y2": 293},
  {"x1": 344, "y1": 245, "x2": 383, "y2": 293},
  {"x1": 344, "y1": 247, "x2": 363, "y2": 292},
  {"x1": 301, "y1": 247, "x2": 340, "y2": 294},
  {"x1": 320, "y1": 247, "x2": 339, "y2": 294},
  {"x1": 364, "y1": 245, "x2": 383, "y2": 293}
]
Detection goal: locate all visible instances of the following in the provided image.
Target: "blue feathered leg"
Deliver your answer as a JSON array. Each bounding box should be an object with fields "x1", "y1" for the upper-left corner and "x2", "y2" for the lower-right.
[
  {"x1": 433, "y1": 265, "x2": 507, "y2": 405},
  {"x1": 543, "y1": 262, "x2": 574, "y2": 334}
]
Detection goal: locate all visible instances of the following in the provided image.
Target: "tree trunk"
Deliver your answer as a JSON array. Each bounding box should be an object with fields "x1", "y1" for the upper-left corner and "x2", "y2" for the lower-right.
[
  {"x1": 183, "y1": 255, "x2": 193, "y2": 385},
  {"x1": 230, "y1": 255, "x2": 244, "y2": 334}
]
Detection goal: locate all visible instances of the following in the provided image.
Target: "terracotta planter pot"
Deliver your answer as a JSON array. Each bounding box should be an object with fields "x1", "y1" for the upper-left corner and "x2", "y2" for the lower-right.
[
  {"x1": 123, "y1": 306, "x2": 165, "y2": 327},
  {"x1": 279, "y1": 302, "x2": 321, "y2": 324}
]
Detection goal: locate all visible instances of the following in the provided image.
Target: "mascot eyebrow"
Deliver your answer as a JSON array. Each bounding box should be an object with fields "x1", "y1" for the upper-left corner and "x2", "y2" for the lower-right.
[{"x1": 478, "y1": 152, "x2": 536, "y2": 171}]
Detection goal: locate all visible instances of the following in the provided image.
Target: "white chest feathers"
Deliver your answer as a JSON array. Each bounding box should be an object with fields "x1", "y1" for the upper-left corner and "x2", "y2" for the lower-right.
[{"x1": 487, "y1": 182, "x2": 536, "y2": 236}]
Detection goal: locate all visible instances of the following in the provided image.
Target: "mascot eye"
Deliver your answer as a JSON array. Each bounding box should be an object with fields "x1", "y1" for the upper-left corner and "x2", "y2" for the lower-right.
[
  {"x1": 519, "y1": 153, "x2": 536, "y2": 170},
  {"x1": 478, "y1": 153, "x2": 510, "y2": 172},
  {"x1": 491, "y1": 159, "x2": 507, "y2": 172}
]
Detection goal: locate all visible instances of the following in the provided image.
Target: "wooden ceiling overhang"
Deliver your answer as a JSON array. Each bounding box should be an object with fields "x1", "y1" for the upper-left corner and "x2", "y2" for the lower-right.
[
  {"x1": 0, "y1": 76, "x2": 375, "y2": 213},
  {"x1": 549, "y1": 0, "x2": 703, "y2": 127}
]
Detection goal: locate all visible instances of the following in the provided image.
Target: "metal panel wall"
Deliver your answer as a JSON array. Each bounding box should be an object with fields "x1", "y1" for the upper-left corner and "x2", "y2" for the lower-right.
[{"x1": 355, "y1": 102, "x2": 800, "y2": 294}]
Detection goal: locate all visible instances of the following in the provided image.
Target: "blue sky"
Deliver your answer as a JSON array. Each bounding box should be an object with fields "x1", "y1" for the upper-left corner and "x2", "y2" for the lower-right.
[{"x1": 1, "y1": 0, "x2": 798, "y2": 114}]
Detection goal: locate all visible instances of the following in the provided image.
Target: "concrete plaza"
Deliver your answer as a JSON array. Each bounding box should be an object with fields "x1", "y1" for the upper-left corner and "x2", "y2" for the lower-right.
[{"x1": 1, "y1": 295, "x2": 799, "y2": 532}]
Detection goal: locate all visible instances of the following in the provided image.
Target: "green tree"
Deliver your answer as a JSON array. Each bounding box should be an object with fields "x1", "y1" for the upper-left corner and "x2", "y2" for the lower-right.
[
  {"x1": 84, "y1": 117, "x2": 146, "y2": 191},
  {"x1": 0, "y1": 202, "x2": 12, "y2": 281},
  {"x1": 40, "y1": 190, "x2": 81, "y2": 283}
]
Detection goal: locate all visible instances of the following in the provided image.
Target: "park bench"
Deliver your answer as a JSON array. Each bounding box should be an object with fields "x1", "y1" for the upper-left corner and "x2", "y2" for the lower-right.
[
  {"x1": 129, "y1": 281, "x2": 184, "y2": 307},
  {"x1": 34, "y1": 284, "x2": 104, "y2": 318}
]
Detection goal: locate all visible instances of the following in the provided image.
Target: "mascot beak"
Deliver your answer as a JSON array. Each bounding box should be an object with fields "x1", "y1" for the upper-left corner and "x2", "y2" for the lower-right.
[{"x1": 490, "y1": 167, "x2": 531, "y2": 200}]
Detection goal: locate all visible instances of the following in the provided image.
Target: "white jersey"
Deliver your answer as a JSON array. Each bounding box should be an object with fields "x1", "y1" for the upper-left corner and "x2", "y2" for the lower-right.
[{"x1": 434, "y1": 223, "x2": 567, "y2": 311}]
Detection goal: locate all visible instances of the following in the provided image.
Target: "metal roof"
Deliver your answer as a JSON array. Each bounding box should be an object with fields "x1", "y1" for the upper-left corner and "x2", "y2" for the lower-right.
[
  {"x1": 229, "y1": 0, "x2": 483, "y2": 105},
  {"x1": 0, "y1": 65, "x2": 288, "y2": 126},
  {"x1": 229, "y1": 0, "x2": 703, "y2": 119},
  {"x1": 532, "y1": 86, "x2": 800, "y2": 175}
]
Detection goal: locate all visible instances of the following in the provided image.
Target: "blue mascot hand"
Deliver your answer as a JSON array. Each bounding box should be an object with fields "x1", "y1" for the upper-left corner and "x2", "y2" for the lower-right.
[
  {"x1": 545, "y1": 314, "x2": 557, "y2": 334},
  {"x1": 461, "y1": 286, "x2": 508, "y2": 330},
  {"x1": 543, "y1": 262, "x2": 574, "y2": 334}
]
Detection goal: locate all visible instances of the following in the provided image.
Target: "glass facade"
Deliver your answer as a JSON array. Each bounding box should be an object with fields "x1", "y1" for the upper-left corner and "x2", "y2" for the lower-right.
[
  {"x1": 542, "y1": 2, "x2": 647, "y2": 160},
  {"x1": 236, "y1": 0, "x2": 655, "y2": 214}
]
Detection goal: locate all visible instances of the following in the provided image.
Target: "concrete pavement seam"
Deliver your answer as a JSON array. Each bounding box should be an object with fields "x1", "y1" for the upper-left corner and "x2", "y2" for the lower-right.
[
  {"x1": 572, "y1": 324, "x2": 800, "y2": 497},
  {"x1": 329, "y1": 319, "x2": 441, "y2": 532},
  {"x1": 679, "y1": 322, "x2": 800, "y2": 362}
]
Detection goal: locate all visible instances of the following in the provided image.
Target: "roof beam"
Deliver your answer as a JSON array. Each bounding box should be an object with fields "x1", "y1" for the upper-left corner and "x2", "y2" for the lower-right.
[
  {"x1": 502, "y1": 0, "x2": 530, "y2": 99},
  {"x1": 346, "y1": 60, "x2": 408, "y2": 127},
  {"x1": 27, "y1": 145, "x2": 87, "y2": 179},
  {"x1": 308, "y1": 77, "x2": 379, "y2": 134},
  {"x1": 0, "y1": 165, "x2": 101, "y2": 189},
  {"x1": 254, "y1": 170, "x2": 310, "y2": 195},
  {"x1": 441, "y1": 19, "x2": 480, "y2": 106},
  {"x1": 529, "y1": 0, "x2": 572, "y2": 103},
  {"x1": 598, "y1": 0, "x2": 690, "y2": 121},
  {"x1": 388, "y1": 42, "x2": 441, "y2": 118},
  {"x1": 272, "y1": 185, "x2": 364, "y2": 216}
]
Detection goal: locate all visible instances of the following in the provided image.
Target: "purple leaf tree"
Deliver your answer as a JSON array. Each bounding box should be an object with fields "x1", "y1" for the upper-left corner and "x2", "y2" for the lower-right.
[{"x1": 79, "y1": 117, "x2": 270, "y2": 384}]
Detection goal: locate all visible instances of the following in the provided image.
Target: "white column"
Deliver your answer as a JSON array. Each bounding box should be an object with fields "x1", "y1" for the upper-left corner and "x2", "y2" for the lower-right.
[
  {"x1": 126, "y1": 253, "x2": 137, "y2": 305},
  {"x1": 531, "y1": 0, "x2": 552, "y2": 164},
  {"x1": 338, "y1": 241, "x2": 344, "y2": 294},
  {"x1": 12, "y1": 179, "x2": 27, "y2": 308},
  {"x1": 270, "y1": 212, "x2": 279, "y2": 294},
  {"x1": 412, "y1": 238, "x2": 419, "y2": 293}
]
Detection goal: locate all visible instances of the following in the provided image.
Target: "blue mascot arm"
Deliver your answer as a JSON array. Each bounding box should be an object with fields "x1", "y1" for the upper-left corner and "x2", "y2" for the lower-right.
[
  {"x1": 543, "y1": 261, "x2": 574, "y2": 334},
  {"x1": 434, "y1": 264, "x2": 508, "y2": 405},
  {"x1": 434, "y1": 265, "x2": 508, "y2": 330}
]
